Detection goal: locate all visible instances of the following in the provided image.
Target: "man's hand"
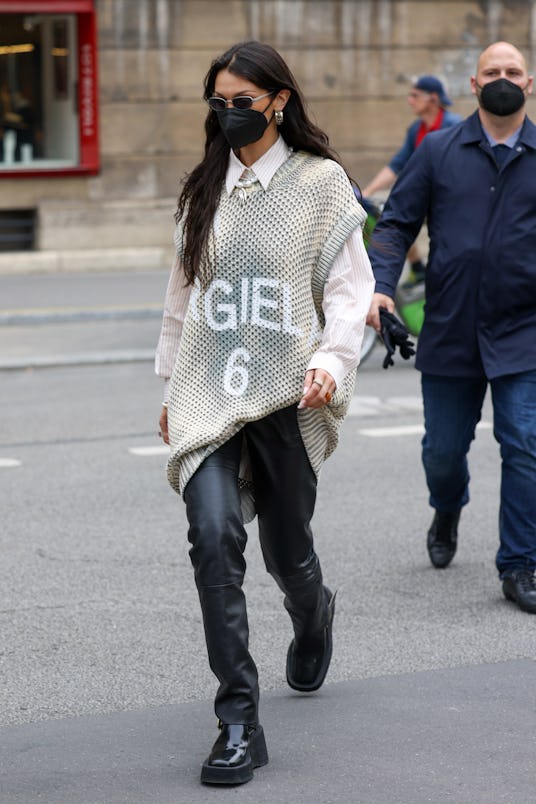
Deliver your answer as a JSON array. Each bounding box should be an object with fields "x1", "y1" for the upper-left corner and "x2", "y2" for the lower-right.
[
  {"x1": 367, "y1": 292, "x2": 395, "y2": 332},
  {"x1": 378, "y1": 307, "x2": 416, "y2": 369}
]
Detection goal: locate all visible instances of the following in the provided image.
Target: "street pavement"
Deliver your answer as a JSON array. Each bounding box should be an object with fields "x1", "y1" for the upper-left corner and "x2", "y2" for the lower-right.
[
  {"x1": 1, "y1": 270, "x2": 534, "y2": 803},
  {"x1": 0, "y1": 270, "x2": 169, "y2": 369}
]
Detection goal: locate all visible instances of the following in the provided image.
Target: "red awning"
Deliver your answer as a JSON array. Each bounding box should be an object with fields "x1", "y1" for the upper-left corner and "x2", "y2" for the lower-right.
[{"x1": 0, "y1": 1, "x2": 93, "y2": 12}]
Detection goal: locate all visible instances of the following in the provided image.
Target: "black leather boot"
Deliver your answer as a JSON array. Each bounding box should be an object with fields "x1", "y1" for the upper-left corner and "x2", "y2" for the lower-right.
[
  {"x1": 427, "y1": 510, "x2": 461, "y2": 568},
  {"x1": 277, "y1": 555, "x2": 336, "y2": 692},
  {"x1": 286, "y1": 586, "x2": 336, "y2": 692},
  {"x1": 197, "y1": 584, "x2": 259, "y2": 725},
  {"x1": 201, "y1": 722, "x2": 268, "y2": 785}
]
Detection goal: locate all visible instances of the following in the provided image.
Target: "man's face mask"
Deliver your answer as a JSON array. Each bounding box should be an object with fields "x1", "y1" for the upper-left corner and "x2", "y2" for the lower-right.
[{"x1": 477, "y1": 78, "x2": 527, "y2": 116}]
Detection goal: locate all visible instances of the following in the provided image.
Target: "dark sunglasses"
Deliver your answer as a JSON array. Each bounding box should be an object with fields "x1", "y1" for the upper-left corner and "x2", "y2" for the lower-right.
[{"x1": 206, "y1": 91, "x2": 274, "y2": 111}]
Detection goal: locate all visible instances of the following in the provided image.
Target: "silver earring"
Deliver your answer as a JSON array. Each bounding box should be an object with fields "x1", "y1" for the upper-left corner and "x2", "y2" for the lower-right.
[{"x1": 275, "y1": 109, "x2": 284, "y2": 126}]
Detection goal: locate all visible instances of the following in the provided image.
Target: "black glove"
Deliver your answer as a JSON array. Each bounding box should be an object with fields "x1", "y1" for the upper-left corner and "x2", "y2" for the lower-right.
[{"x1": 379, "y1": 307, "x2": 416, "y2": 369}]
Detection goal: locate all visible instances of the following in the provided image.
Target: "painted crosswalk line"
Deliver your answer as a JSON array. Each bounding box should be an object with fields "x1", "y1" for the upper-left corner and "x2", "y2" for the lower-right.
[
  {"x1": 0, "y1": 458, "x2": 22, "y2": 468},
  {"x1": 359, "y1": 421, "x2": 492, "y2": 438},
  {"x1": 129, "y1": 446, "x2": 169, "y2": 456},
  {"x1": 346, "y1": 395, "x2": 423, "y2": 417}
]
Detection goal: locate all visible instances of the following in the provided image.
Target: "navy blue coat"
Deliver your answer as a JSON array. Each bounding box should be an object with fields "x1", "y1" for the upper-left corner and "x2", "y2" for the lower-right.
[{"x1": 369, "y1": 110, "x2": 536, "y2": 379}]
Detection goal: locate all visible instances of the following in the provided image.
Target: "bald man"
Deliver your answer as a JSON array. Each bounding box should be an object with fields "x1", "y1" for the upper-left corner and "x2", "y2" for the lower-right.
[{"x1": 367, "y1": 43, "x2": 536, "y2": 613}]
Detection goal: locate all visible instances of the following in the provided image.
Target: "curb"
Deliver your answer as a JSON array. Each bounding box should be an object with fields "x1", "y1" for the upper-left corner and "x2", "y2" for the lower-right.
[
  {"x1": 0, "y1": 307, "x2": 162, "y2": 326},
  {"x1": 0, "y1": 350, "x2": 155, "y2": 371},
  {"x1": 0, "y1": 247, "x2": 173, "y2": 277}
]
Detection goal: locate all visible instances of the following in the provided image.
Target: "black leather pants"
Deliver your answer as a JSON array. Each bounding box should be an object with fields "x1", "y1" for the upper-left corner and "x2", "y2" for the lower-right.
[{"x1": 184, "y1": 405, "x2": 329, "y2": 725}]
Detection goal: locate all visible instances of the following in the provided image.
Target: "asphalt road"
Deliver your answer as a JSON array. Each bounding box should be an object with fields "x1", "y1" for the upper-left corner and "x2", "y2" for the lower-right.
[{"x1": 0, "y1": 271, "x2": 534, "y2": 803}]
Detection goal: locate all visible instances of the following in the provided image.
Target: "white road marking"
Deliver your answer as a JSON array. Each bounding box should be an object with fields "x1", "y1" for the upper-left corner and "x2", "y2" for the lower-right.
[
  {"x1": 347, "y1": 395, "x2": 423, "y2": 417},
  {"x1": 346, "y1": 396, "x2": 383, "y2": 416},
  {"x1": 359, "y1": 424, "x2": 425, "y2": 437},
  {"x1": 129, "y1": 446, "x2": 169, "y2": 456},
  {"x1": 359, "y1": 421, "x2": 492, "y2": 438},
  {"x1": 386, "y1": 395, "x2": 424, "y2": 411},
  {"x1": 0, "y1": 458, "x2": 22, "y2": 467}
]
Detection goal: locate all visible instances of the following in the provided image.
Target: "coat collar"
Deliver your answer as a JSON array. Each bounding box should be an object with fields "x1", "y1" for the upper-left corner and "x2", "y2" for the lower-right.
[{"x1": 460, "y1": 109, "x2": 536, "y2": 149}]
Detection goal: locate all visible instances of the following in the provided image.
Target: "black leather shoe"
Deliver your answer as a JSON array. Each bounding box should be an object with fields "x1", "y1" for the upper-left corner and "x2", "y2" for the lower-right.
[
  {"x1": 200, "y1": 722, "x2": 268, "y2": 785},
  {"x1": 427, "y1": 510, "x2": 461, "y2": 568},
  {"x1": 502, "y1": 568, "x2": 536, "y2": 614},
  {"x1": 286, "y1": 588, "x2": 336, "y2": 692}
]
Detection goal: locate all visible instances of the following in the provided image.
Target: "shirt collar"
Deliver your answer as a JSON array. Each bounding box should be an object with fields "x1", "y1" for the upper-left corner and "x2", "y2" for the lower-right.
[
  {"x1": 225, "y1": 135, "x2": 292, "y2": 195},
  {"x1": 482, "y1": 124, "x2": 522, "y2": 148},
  {"x1": 461, "y1": 109, "x2": 536, "y2": 149}
]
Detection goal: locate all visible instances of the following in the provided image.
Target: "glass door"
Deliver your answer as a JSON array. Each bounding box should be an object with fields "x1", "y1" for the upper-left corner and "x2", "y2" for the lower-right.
[
  {"x1": 41, "y1": 14, "x2": 78, "y2": 164},
  {"x1": 0, "y1": 11, "x2": 79, "y2": 169}
]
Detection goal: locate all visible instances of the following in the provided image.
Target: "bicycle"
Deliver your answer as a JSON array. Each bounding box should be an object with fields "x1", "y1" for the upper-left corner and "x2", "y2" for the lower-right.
[{"x1": 359, "y1": 198, "x2": 425, "y2": 363}]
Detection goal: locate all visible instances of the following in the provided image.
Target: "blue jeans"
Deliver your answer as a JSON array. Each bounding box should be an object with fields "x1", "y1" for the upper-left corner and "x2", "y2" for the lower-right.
[{"x1": 421, "y1": 371, "x2": 536, "y2": 577}]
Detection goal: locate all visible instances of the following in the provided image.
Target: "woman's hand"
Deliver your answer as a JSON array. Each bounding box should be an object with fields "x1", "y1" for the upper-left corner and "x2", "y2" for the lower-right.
[
  {"x1": 158, "y1": 406, "x2": 169, "y2": 444},
  {"x1": 298, "y1": 369, "x2": 336, "y2": 409}
]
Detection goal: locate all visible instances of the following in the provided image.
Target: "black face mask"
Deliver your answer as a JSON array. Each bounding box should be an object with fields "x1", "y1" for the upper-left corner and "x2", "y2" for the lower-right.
[
  {"x1": 478, "y1": 78, "x2": 526, "y2": 116},
  {"x1": 216, "y1": 101, "x2": 273, "y2": 150}
]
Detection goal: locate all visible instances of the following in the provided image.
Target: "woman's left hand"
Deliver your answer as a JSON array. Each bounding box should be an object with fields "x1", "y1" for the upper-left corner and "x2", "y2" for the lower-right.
[
  {"x1": 298, "y1": 369, "x2": 336, "y2": 409},
  {"x1": 158, "y1": 406, "x2": 170, "y2": 444}
]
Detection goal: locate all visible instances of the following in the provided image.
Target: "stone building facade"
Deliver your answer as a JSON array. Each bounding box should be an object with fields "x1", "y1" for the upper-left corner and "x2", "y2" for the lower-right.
[{"x1": 0, "y1": 0, "x2": 535, "y2": 271}]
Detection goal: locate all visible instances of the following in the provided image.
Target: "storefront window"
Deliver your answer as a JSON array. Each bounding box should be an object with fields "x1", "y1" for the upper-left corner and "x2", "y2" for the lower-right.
[{"x1": 0, "y1": 1, "x2": 98, "y2": 175}]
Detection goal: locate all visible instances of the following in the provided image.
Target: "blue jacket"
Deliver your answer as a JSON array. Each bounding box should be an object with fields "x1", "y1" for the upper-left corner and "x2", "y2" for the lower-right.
[
  {"x1": 388, "y1": 110, "x2": 462, "y2": 174},
  {"x1": 369, "y1": 110, "x2": 536, "y2": 379}
]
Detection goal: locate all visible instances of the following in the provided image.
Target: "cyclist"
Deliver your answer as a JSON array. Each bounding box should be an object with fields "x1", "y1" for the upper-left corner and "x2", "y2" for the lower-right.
[{"x1": 362, "y1": 75, "x2": 461, "y2": 286}]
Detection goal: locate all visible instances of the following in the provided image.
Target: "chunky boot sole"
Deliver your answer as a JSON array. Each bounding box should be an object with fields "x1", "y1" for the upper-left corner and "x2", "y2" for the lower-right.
[
  {"x1": 200, "y1": 725, "x2": 268, "y2": 785},
  {"x1": 286, "y1": 590, "x2": 336, "y2": 693}
]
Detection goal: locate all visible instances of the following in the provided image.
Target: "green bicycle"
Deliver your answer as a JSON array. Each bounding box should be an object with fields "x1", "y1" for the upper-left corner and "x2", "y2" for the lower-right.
[{"x1": 360, "y1": 198, "x2": 425, "y2": 363}]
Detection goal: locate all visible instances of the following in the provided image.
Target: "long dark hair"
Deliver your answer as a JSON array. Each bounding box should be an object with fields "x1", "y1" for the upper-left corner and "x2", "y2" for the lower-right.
[{"x1": 176, "y1": 40, "x2": 353, "y2": 287}]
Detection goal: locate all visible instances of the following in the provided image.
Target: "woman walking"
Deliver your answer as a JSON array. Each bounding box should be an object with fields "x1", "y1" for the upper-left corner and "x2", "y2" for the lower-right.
[{"x1": 155, "y1": 39, "x2": 374, "y2": 785}]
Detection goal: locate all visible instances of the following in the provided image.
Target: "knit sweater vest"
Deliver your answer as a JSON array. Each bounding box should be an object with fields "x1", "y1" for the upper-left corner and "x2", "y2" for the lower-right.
[{"x1": 167, "y1": 151, "x2": 365, "y2": 521}]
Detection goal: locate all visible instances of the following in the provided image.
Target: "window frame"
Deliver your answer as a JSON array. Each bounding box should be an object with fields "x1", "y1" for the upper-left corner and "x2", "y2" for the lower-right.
[{"x1": 0, "y1": 0, "x2": 99, "y2": 177}]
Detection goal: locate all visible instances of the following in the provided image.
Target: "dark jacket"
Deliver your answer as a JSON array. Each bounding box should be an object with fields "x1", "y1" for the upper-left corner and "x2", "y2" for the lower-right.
[
  {"x1": 388, "y1": 110, "x2": 462, "y2": 174},
  {"x1": 369, "y1": 110, "x2": 536, "y2": 379}
]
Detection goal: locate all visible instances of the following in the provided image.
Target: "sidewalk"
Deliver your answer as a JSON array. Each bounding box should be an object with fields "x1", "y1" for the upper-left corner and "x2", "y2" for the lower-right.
[
  {"x1": 0, "y1": 269, "x2": 169, "y2": 369},
  {"x1": 0, "y1": 246, "x2": 172, "y2": 277},
  {"x1": 2, "y1": 660, "x2": 533, "y2": 803}
]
